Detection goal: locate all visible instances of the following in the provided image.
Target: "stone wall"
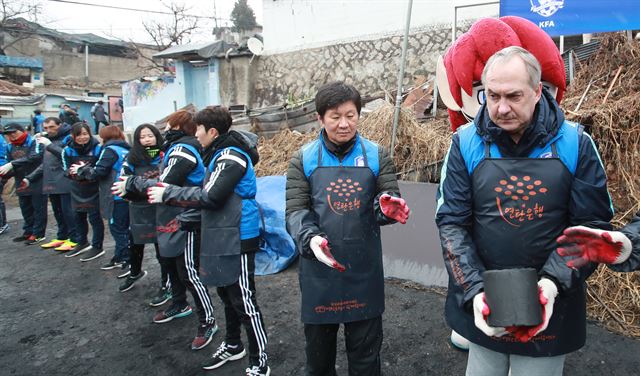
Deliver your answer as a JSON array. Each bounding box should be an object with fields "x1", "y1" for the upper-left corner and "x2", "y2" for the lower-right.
[{"x1": 253, "y1": 23, "x2": 455, "y2": 108}]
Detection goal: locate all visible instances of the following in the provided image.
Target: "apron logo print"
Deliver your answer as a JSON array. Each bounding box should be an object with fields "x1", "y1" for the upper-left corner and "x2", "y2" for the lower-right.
[
  {"x1": 354, "y1": 156, "x2": 365, "y2": 166},
  {"x1": 494, "y1": 175, "x2": 547, "y2": 227},
  {"x1": 325, "y1": 178, "x2": 363, "y2": 215},
  {"x1": 314, "y1": 299, "x2": 367, "y2": 314},
  {"x1": 157, "y1": 218, "x2": 179, "y2": 233}
]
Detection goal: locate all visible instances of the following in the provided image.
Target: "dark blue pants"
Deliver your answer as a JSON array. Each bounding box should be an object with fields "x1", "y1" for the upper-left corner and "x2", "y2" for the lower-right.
[
  {"x1": 109, "y1": 200, "x2": 129, "y2": 262},
  {"x1": 49, "y1": 194, "x2": 78, "y2": 242},
  {"x1": 18, "y1": 193, "x2": 48, "y2": 237},
  {"x1": 0, "y1": 181, "x2": 6, "y2": 226},
  {"x1": 75, "y1": 209, "x2": 104, "y2": 249}
]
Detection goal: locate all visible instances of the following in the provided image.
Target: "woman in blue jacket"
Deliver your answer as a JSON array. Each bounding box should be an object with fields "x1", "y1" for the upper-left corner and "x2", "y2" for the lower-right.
[
  {"x1": 76, "y1": 125, "x2": 130, "y2": 272},
  {"x1": 62, "y1": 122, "x2": 105, "y2": 260}
]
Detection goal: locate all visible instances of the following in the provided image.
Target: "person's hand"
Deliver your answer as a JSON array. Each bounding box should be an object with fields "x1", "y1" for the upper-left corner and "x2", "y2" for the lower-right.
[
  {"x1": 69, "y1": 161, "x2": 86, "y2": 175},
  {"x1": 507, "y1": 278, "x2": 558, "y2": 342},
  {"x1": 309, "y1": 235, "x2": 346, "y2": 272},
  {"x1": 379, "y1": 194, "x2": 410, "y2": 224},
  {"x1": 111, "y1": 176, "x2": 129, "y2": 197},
  {"x1": 0, "y1": 163, "x2": 13, "y2": 176},
  {"x1": 473, "y1": 292, "x2": 508, "y2": 337},
  {"x1": 557, "y1": 226, "x2": 632, "y2": 268},
  {"x1": 36, "y1": 135, "x2": 51, "y2": 146},
  {"x1": 19, "y1": 178, "x2": 30, "y2": 190},
  {"x1": 147, "y1": 182, "x2": 166, "y2": 204}
]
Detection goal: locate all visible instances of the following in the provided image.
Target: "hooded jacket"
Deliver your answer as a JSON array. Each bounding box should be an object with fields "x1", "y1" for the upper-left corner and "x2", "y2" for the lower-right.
[
  {"x1": 6, "y1": 133, "x2": 43, "y2": 196},
  {"x1": 62, "y1": 137, "x2": 102, "y2": 211},
  {"x1": 435, "y1": 89, "x2": 613, "y2": 356},
  {"x1": 161, "y1": 130, "x2": 261, "y2": 253}
]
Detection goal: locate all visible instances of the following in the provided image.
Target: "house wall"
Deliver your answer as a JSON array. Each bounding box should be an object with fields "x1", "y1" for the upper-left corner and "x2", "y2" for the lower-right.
[
  {"x1": 262, "y1": 0, "x2": 498, "y2": 53},
  {"x1": 253, "y1": 1, "x2": 499, "y2": 108},
  {"x1": 252, "y1": 23, "x2": 454, "y2": 108},
  {"x1": 218, "y1": 56, "x2": 255, "y2": 107},
  {"x1": 121, "y1": 77, "x2": 185, "y2": 132},
  {"x1": 3, "y1": 33, "x2": 160, "y2": 86}
]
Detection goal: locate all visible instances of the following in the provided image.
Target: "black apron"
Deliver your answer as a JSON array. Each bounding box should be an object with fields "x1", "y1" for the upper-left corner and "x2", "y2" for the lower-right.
[
  {"x1": 300, "y1": 139, "x2": 384, "y2": 324},
  {"x1": 448, "y1": 142, "x2": 586, "y2": 356},
  {"x1": 68, "y1": 153, "x2": 100, "y2": 212},
  {"x1": 9, "y1": 141, "x2": 42, "y2": 196},
  {"x1": 129, "y1": 163, "x2": 159, "y2": 245},
  {"x1": 41, "y1": 139, "x2": 72, "y2": 195}
]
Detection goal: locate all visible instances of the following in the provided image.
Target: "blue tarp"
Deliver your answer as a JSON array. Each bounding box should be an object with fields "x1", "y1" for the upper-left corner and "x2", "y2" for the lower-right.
[
  {"x1": 255, "y1": 175, "x2": 297, "y2": 275},
  {"x1": 0, "y1": 55, "x2": 43, "y2": 70},
  {"x1": 500, "y1": 1, "x2": 640, "y2": 36}
]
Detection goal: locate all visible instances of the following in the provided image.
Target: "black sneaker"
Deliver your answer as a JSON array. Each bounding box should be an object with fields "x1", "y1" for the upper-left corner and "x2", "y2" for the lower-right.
[
  {"x1": 202, "y1": 342, "x2": 246, "y2": 370},
  {"x1": 79, "y1": 247, "x2": 105, "y2": 262},
  {"x1": 101, "y1": 259, "x2": 125, "y2": 270},
  {"x1": 0, "y1": 224, "x2": 10, "y2": 235},
  {"x1": 12, "y1": 234, "x2": 31, "y2": 242},
  {"x1": 25, "y1": 235, "x2": 46, "y2": 245},
  {"x1": 153, "y1": 304, "x2": 192, "y2": 323},
  {"x1": 246, "y1": 365, "x2": 270, "y2": 376},
  {"x1": 64, "y1": 243, "x2": 92, "y2": 258},
  {"x1": 117, "y1": 263, "x2": 131, "y2": 279},
  {"x1": 149, "y1": 287, "x2": 172, "y2": 307},
  {"x1": 119, "y1": 270, "x2": 147, "y2": 292}
]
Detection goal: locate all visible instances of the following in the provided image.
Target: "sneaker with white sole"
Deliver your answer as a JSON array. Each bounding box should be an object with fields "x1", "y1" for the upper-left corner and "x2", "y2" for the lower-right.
[
  {"x1": 246, "y1": 365, "x2": 270, "y2": 376},
  {"x1": 153, "y1": 304, "x2": 192, "y2": 323},
  {"x1": 202, "y1": 341, "x2": 246, "y2": 370},
  {"x1": 117, "y1": 263, "x2": 131, "y2": 279},
  {"x1": 65, "y1": 243, "x2": 92, "y2": 258},
  {"x1": 79, "y1": 247, "x2": 105, "y2": 262},
  {"x1": 118, "y1": 270, "x2": 147, "y2": 292},
  {"x1": 0, "y1": 223, "x2": 9, "y2": 235},
  {"x1": 100, "y1": 259, "x2": 125, "y2": 270}
]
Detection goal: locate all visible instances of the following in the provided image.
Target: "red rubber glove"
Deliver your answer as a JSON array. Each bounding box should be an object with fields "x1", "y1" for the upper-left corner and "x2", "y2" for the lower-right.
[
  {"x1": 506, "y1": 278, "x2": 558, "y2": 342},
  {"x1": 309, "y1": 235, "x2": 346, "y2": 272},
  {"x1": 557, "y1": 226, "x2": 632, "y2": 268},
  {"x1": 379, "y1": 194, "x2": 410, "y2": 224}
]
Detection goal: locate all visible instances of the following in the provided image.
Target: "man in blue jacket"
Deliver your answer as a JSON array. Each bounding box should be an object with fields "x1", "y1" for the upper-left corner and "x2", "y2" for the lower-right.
[
  {"x1": 27, "y1": 117, "x2": 78, "y2": 251},
  {"x1": 435, "y1": 46, "x2": 613, "y2": 375}
]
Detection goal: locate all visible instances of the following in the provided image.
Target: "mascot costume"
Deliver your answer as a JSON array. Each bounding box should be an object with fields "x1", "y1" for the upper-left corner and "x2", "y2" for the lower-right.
[{"x1": 435, "y1": 16, "x2": 567, "y2": 350}]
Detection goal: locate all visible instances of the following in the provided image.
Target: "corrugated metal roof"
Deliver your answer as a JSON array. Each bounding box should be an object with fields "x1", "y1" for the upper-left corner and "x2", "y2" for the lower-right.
[
  {"x1": 0, "y1": 55, "x2": 43, "y2": 70},
  {"x1": 153, "y1": 40, "x2": 251, "y2": 60},
  {"x1": 563, "y1": 40, "x2": 602, "y2": 82}
]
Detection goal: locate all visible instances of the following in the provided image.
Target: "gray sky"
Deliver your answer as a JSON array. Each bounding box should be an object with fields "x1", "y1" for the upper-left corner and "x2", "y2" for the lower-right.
[{"x1": 36, "y1": 0, "x2": 263, "y2": 44}]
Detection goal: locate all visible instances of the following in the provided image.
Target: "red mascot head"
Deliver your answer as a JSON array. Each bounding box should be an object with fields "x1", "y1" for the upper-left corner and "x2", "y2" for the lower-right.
[{"x1": 436, "y1": 16, "x2": 566, "y2": 131}]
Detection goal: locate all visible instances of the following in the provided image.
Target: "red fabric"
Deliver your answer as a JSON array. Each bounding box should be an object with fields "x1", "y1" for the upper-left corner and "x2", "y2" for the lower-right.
[
  {"x1": 506, "y1": 287, "x2": 548, "y2": 343},
  {"x1": 443, "y1": 16, "x2": 566, "y2": 130},
  {"x1": 319, "y1": 238, "x2": 345, "y2": 272},
  {"x1": 9, "y1": 132, "x2": 28, "y2": 146}
]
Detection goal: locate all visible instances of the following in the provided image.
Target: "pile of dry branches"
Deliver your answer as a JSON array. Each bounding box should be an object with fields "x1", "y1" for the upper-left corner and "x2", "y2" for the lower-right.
[
  {"x1": 255, "y1": 103, "x2": 451, "y2": 180},
  {"x1": 561, "y1": 33, "x2": 640, "y2": 337}
]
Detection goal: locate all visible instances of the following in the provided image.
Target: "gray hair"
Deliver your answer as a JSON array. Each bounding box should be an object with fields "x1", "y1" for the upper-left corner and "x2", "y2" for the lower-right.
[{"x1": 481, "y1": 46, "x2": 542, "y2": 90}]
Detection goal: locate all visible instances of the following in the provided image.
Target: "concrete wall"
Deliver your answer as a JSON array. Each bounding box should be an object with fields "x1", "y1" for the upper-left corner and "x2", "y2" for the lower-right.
[
  {"x1": 252, "y1": 23, "x2": 454, "y2": 108},
  {"x1": 218, "y1": 56, "x2": 256, "y2": 107},
  {"x1": 122, "y1": 77, "x2": 185, "y2": 132},
  {"x1": 262, "y1": 0, "x2": 498, "y2": 53},
  {"x1": 3, "y1": 34, "x2": 160, "y2": 86},
  {"x1": 381, "y1": 181, "x2": 447, "y2": 287}
]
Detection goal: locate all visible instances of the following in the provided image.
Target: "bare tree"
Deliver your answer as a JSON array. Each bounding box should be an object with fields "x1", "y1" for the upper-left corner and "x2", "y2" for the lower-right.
[
  {"x1": 0, "y1": 0, "x2": 42, "y2": 54},
  {"x1": 125, "y1": 1, "x2": 201, "y2": 72}
]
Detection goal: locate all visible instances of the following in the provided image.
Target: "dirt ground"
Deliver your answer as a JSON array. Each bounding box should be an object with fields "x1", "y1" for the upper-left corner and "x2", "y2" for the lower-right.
[{"x1": 1, "y1": 198, "x2": 640, "y2": 376}]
